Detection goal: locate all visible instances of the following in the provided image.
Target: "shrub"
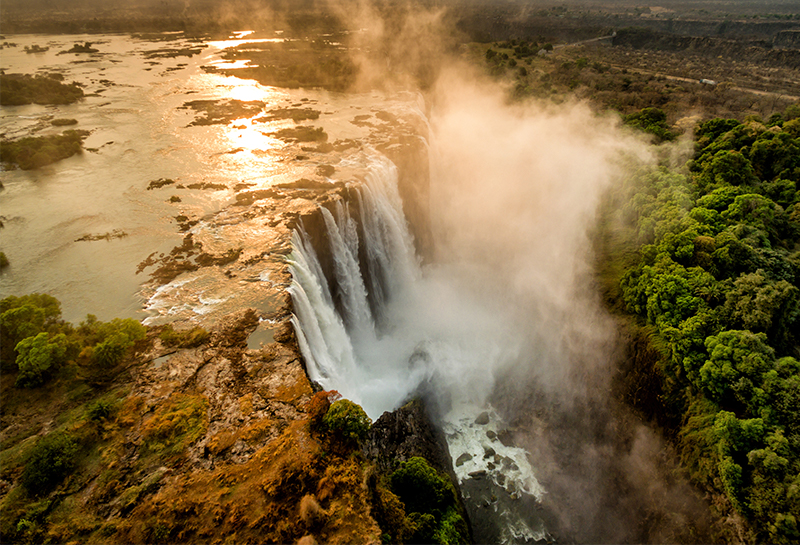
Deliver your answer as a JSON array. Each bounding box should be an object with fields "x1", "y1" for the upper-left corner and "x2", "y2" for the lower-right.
[
  {"x1": 624, "y1": 107, "x2": 676, "y2": 142},
  {"x1": 0, "y1": 293, "x2": 62, "y2": 366},
  {"x1": 408, "y1": 512, "x2": 437, "y2": 543},
  {"x1": 92, "y1": 336, "x2": 127, "y2": 368},
  {"x1": 389, "y1": 457, "x2": 470, "y2": 544},
  {"x1": 0, "y1": 130, "x2": 89, "y2": 170},
  {"x1": 322, "y1": 399, "x2": 371, "y2": 444},
  {"x1": 51, "y1": 118, "x2": 78, "y2": 126},
  {"x1": 0, "y1": 73, "x2": 84, "y2": 106},
  {"x1": 87, "y1": 400, "x2": 113, "y2": 421},
  {"x1": 15, "y1": 332, "x2": 68, "y2": 387},
  {"x1": 90, "y1": 318, "x2": 146, "y2": 369},
  {"x1": 141, "y1": 393, "x2": 208, "y2": 458},
  {"x1": 436, "y1": 506, "x2": 470, "y2": 544},
  {"x1": 21, "y1": 432, "x2": 78, "y2": 494},
  {"x1": 390, "y1": 457, "x2": 452, "y2": 516}
]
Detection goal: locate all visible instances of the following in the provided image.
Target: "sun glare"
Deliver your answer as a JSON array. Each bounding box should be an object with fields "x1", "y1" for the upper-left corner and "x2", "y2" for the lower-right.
[
  {"x1": 228, "y1": 120, "x2": 275, "y2": 152},
  {"x1": 229, "y1": 83, "x2": 266, "y2": 102}
]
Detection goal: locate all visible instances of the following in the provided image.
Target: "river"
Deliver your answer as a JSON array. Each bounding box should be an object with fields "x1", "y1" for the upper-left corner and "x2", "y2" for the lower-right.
[
  {"x1": 1, "y1": 31, "x2": 714, "y2": 543},
  {"x1": 0, "y1": 31, "x2": 414, "y2": 324}
]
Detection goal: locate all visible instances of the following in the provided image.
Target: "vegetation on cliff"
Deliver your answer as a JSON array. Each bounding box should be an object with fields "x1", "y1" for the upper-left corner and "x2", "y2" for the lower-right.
[
  {"x1": 0, "y1": 294, "x2": 219, "y2": 544},
  {"x1": 600, "y1": 105, "x2": 800, "y2": 543},
  {"x1": 0, "y1": 294, "x2": 462, "y2": 544}
]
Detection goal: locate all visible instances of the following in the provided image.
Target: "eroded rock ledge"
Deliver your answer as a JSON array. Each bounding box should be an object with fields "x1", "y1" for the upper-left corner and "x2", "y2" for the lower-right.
[{"x1": 119, "y1": 108, "x2": 455, "y2": 542}]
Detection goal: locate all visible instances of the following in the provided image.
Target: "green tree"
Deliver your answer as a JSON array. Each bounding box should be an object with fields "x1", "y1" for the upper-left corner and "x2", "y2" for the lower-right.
[
  {"x1": 762, "y1": 357, "x2": 800, "y2": 430},
  {"x1": 749, "y1": 131, "x2": 800, "y2": 182},
  {"x1": 88, "y1": 318, "x2": 146, "y2": 368},
  {"x1": 695, "y1": 150, "x2": 759, "y2": 193},
  {"x1": 746, "y1": 430, "x2": 800, "y2": 543},
  {"x1": 15, "y1": 332, "x2": 68, "y2": 387},
  {"x1": 0, "y1": 294, "x2": 62, "y2": 367},
  {"x1": 390, "y1": 457, "x2": 452, "y2": 516},
  {"x1": 700, "y1": 330, "x2": 774, "y2": 410},
  {"x1": 721, "y1": 271, "x2": 800, "y2": 351},
  {"x1": 624, "y1": 107, "x2": 675, "y2": 142},
  {"x1": 322, "y1": 399, "x2": 371, "y2": 444}
]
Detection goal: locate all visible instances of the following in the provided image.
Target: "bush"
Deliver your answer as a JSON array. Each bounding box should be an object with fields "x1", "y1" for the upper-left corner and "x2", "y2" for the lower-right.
[
  {"x1": 141, "y1": 393, "x2": 208, "y2": 457},
  {"x1": 0, "y1": 130, "x2": 90, "y2": 170},
  {"x1": 0, "y1": 73, "x2": 84, "y2": 106},
  {"x1": 624, "y1": 107, "x2": 676, "y2": 142},
  {"x1": 15, "y1": 332, "x2": 68, "y2": 387},
  {"x1": 21, "y1": 432, "x2": 78, "y2": 494},
  {"x1": 0, "y1": 293, "x2": 62, "y2": 366},
  {"x1": 322, "y1": 399, "x2": 371, "y2": 444},
  {"x1": 89, "y1": 318, "x2": 146, "y2": 368},
  {"x1": 387, "y1": 457, "x2": 469, "y2": 545},
  {"x1": 87, "y1": 400, "x2": 113, "y2": 421},
  {"x1": 390, "y1": 457, "x2": 452, "y2": 517}
]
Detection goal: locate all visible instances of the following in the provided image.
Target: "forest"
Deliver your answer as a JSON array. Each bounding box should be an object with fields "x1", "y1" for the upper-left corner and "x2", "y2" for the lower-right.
[{"x1": 601, "y1": 105, "x2": 800, "y2": 543}]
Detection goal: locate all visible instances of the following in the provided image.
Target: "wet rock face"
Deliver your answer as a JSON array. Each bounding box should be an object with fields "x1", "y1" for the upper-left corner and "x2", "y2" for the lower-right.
[
  {"x1": 362, "y1": 399, "x2": 454, "y2": 477},
  {"x1": 362, "y1": 398, "x2": 474, "y2": 543}
]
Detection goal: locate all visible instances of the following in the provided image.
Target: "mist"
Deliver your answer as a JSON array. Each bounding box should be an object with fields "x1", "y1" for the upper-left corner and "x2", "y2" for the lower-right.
[{"x1": 282, "y1": 1, "x2": 718, "y2": 540}]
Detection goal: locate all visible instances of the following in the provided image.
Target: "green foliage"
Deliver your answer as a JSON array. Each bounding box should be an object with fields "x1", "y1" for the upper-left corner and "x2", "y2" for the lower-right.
[
  {"x1": 21, "y1": 432, "x2": 78, "y2": 495},
  {"x1": 15, "y1": 332, "x2": 68, "y2": 388},
  {"x1": 610, "y1": 115, "x2": 800, "y2": 542},
  {"x1": 390, "y1": 457, "x2": 452, "y2": 516},
  {"x1": 1, "y1": 294, "x2": 146, "y2": 389},
  {"x1": 624, "y1": 107, "x2": 676, "y2": 142},
  {"x1": 695, "y1": 151, "x2": 759, "y2": 193},
  {"x1": 140, "y1": 393, "x2": 208, "y2": 458},
  {"x1": 322, "y1": 399, "x2": 371, "y2": 444},
  {"x1": 0, "y1": 130, "x2": 89, "y2": 170},
  {"x1": 435, "y1": 506, "x2": 470, "y2": 545},
  {"x1": 83, "y1": 317, "x2": 145, "y2": 369},
  {"x1": 0, "y1": 293, "x2": 62, "y2": 368},
  {"x1": 0, "y1": 73, "x2": 84, "y2": 106},
  {"x1": 87, "y1": 400, "x2": 113, "y2": 421},
  {"x1": 721, "y1": 272, "x2": 800, "y2": 350},
  {"x1": 307, "y1": 390, "x2": 341, "y2": 430},
  {"x1": 388, "y1": 457, "x2": 469, "y2": 544}
]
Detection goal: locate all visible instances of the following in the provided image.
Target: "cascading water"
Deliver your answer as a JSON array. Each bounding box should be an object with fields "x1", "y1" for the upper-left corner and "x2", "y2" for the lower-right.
[
  {"x1": 288, "y1": 149, "x2": 549, "y2": 544},
  {"x1": 287, "y1": 152, "x2": 429, "y2": 416}
]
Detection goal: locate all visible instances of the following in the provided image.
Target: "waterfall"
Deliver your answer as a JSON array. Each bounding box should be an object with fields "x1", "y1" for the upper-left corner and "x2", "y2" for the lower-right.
[
  {"x1": 287, "y1": 151, "x2": 425, "y2": 417},
  {"x1": 287, "y1": 148, "x2": 548, "y2": 544}
]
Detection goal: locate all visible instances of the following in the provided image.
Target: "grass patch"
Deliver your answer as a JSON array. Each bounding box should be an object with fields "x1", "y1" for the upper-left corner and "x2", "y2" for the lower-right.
[{"x1": 140, "y1": 393, "x2": 208, "y2": 459}]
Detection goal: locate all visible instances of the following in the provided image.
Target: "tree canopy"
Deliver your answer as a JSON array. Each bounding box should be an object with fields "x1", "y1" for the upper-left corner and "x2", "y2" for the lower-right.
[{"x1": 611, "y1": 105, "x2": 800, "y2": 542}]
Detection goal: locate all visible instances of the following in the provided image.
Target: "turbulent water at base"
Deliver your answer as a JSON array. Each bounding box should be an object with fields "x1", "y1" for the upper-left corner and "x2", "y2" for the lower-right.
[{"x1": 288, "y1": 150, "x2": 550, "y2": 544}]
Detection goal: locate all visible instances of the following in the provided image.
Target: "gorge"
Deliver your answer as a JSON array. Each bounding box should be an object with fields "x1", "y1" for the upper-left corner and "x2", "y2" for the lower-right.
[{"x1": 6, "y1": 2, "x2": 796, "y2": 539}]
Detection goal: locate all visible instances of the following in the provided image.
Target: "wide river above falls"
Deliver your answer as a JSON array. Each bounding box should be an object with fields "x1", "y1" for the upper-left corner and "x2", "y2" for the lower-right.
[{"x1": 0, "y1": 31, "x2": 415, "y2": 323}]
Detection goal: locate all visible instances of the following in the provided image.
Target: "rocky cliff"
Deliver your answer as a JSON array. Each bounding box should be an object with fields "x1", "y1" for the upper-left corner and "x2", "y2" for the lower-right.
[{"x1": 0, "y1": 91, "x2": 462, "y2": 544}]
